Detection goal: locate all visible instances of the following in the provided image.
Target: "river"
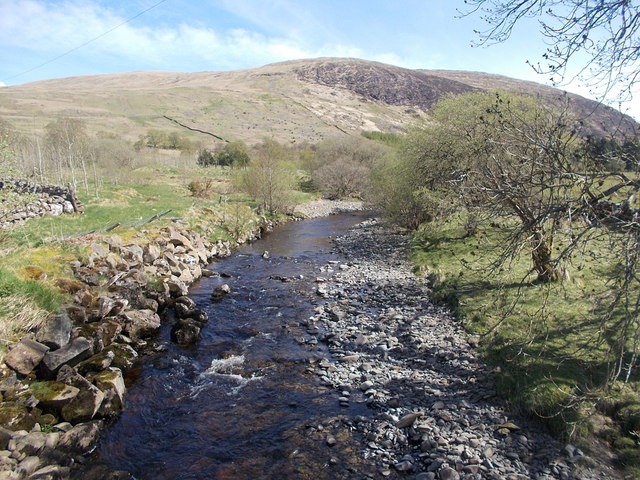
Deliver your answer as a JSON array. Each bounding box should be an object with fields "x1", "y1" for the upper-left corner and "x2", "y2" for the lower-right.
[{"x1": 94, "y1": 212, "x2": 378, "y2": 480}]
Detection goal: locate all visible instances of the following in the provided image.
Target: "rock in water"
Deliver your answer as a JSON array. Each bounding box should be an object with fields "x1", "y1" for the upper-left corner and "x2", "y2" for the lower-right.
[{"x1": 211, "y1": 284, "x2": 231, "y2": 302}]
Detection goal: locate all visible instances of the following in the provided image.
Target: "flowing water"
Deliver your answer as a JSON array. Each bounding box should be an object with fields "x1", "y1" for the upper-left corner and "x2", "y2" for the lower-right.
[{"x1": 95, "y1": 212, "x2": 377, "y2": 480}]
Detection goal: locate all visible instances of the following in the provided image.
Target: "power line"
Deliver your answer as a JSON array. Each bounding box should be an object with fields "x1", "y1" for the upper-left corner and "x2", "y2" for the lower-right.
[{"x1": 3, "y1": 0, "x2": 169, "y2": 83}]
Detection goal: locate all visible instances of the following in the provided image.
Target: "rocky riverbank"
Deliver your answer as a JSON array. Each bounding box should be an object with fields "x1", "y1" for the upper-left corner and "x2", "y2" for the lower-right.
[
  {"x1": 306, "y1": 218, "x2": 620, "y2": 480},
  {"x1": 0, "y1": 216, "x2": 272, "y2": 480}
]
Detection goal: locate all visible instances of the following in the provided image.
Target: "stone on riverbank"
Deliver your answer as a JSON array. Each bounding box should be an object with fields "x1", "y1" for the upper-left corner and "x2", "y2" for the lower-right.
[{"x1": 4, "y1": 339, "x2": 49, "y2": 376}]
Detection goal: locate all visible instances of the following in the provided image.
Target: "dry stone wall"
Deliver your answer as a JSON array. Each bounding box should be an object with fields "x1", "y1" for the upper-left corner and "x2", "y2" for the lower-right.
[{"x1": 0, "y1": 182, "x2": 83, "y2": 228}]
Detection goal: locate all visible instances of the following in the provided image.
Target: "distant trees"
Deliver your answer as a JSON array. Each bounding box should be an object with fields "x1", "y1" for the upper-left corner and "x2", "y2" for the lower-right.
[
  {"x1": 197, "y1": 141, "x2": 250, "y2": 168},
  {"x1": 0, "y1": 119, "x2": 34, "y2": 227},
  {"x1": 134, "y1": 129, "x2": 193, "y2": 152},
  {"x1": 44, "y1": 117, "x2": 93, "y2": 192},
  {"x1": 311, "y1": 136, "x2": 388, "y2": 199}
]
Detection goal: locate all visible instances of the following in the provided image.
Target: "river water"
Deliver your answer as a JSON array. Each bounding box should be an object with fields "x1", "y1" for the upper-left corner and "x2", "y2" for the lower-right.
[{"x1": 94, "y1": 212, "x2": 378, "y2": 480}]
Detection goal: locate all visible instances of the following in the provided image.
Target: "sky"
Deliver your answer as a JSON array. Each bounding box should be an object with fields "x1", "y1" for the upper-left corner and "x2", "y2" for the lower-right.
[{"x1": 0, "y1": 0, "x2": 638, "y2": 120}]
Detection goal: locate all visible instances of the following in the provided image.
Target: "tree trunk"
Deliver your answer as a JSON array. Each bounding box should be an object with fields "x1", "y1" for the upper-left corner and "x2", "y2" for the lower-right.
[{"x1": 531, "y1": 229, "x2": 558, "y2": 282}]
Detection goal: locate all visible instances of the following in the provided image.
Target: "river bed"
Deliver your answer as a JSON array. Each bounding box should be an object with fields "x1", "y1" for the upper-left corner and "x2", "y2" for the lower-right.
[{"x1": 94, "y1": 212, "x2": 376, "y2": 480}]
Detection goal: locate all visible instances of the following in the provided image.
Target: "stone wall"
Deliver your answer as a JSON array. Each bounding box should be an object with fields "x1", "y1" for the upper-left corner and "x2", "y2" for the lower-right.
[{"x1": 0, "y1": 181, "x2": 83, "y2": 228}]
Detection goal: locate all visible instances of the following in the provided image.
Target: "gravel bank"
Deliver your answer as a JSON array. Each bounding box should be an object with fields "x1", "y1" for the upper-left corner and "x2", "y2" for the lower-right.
[
  {"x1": 294, "y1": 199, "x2": 365, "y2": 218},
  {"x1": 307, "y1": 218, "x2": 619, "y2": 480}
]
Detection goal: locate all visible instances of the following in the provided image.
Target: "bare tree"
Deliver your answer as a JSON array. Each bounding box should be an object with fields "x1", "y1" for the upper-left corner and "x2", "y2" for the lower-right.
[
  {"x1": 234, "y1": 139, "x2": 297, "y2": 215},
  {"x1": 463, "y1": 0, "x2": 640, "y2": 104},
  {"x1": 312, "y1": 136, "x2": 388, "y2": 199},
  {"x1": 44, "y1": 118, "x2": 91, "y2": 190},
  {"x1": 0, "y1": 119, "x2": 35, "y2": 228}
]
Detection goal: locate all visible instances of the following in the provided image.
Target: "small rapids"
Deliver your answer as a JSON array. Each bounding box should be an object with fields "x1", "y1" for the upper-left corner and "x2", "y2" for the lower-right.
[{"x1": 93, "y1": 212, "x2": 375, "y2": 480}]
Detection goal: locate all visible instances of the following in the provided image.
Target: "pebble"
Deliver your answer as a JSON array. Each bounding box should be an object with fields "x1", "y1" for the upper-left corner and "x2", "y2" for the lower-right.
[{"x1": 304, "y1": 218, "x2": 615, "y2": 480}]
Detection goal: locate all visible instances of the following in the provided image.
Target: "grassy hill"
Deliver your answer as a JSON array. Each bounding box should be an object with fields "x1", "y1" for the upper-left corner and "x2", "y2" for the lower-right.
[{"x1": 0, "y1": 58, "x2": 636, "y2": 149}]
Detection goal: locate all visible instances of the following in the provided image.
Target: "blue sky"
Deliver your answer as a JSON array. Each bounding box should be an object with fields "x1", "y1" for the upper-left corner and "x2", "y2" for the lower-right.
[{"x1": 0, "y1": 0, "x2": 637, "y2": 119}]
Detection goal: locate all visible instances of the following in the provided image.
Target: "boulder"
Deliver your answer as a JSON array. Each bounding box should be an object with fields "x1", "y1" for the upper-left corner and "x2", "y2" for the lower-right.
[
  {"x1": 64, "y1": 305, "x2": 87, "y2": 324},
  {"x1": 211, "y1": 284, "x2": 231, "y2": 302},
  {"x1": 36, "y1": 313, "x2": 72, "y2": 350},
  {"x1": 29, "y1": 381, "x2": 80, "y2": 410},
  {"x1": 166, "y1": 227, "x2": 194, "y2": 250},
  {"x1": 89, "y1": 243, "x2": 110, "y2": 257},
  {"x1": 103, "y1": 344, "x2": 138, "y2": 372},
  {"x1": 121, "y1": 244, "x2": 143, "y2": 265},
  {"x1": 76, "y1": 350, "x2": 115, "y2": 375},
  {"x1": 0, "y1": 426, "x2": 12, "y2": 449},
  {"x1": 171, "y1": 319, "x2": 201, "y2": 345},
  {"x1": 96, "y1": 296, "x2": 115, "y2": 318},
  {"x1": 173, "y1": 295, "x2": 196, "y2": 309},
  {"x1": 9, "y1": 431, "x2": 48, "y2": 457},
  {"x1": 143, "y1": 243, "x2": 161, "y2": 263},
  {"x1": 122, "y1": 309, "x2": 161, "y2": 341},
  {"x1": 166, "y1": 279, "x2": 189, "y2": 298},
  {"x1": 56, "y1": 367, "x2": 104, "y2": 424},
  {"x1": 26, "y1": 464, "x2": 71, "y2": 479},
  {"x1": 92, "y1": 368, "x2": 126, "y2": 417},
  {"x1": 4, "y1": 338, "x2": 49, "y2": 376},
  {"x1": 76, "y1": 319, "x2": 122, "y2": 353},
  {"x1": 58, "y1": 420, "x2": 104, "y2": 454},
  {"x1": 0, "y1": 405, "x2": 36, "y2": 431},
  {"x1": 41, "y1": 337, "x2": 92, "y2": 378}
]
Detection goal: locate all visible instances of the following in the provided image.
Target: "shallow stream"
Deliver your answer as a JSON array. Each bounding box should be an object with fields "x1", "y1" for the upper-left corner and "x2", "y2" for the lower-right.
[{"x1": 94, "y1": 212, "x2": 376, "y2": 479}]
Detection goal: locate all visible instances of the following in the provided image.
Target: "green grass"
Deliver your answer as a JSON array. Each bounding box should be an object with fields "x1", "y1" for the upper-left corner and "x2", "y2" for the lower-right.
[{"x1": 410, "y1": 212, "x2": 640, "y2": 453}]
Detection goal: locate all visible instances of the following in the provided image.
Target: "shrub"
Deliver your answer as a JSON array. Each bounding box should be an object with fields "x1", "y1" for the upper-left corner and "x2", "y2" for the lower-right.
[{"x1": 187, "y1": 179, "x2": 215, "y2": 198}]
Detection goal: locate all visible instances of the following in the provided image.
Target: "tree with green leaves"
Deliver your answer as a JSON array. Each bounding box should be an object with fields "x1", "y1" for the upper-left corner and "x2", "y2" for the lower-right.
[
  {"x1": 383, "y1": 89, "x2": 640, "y2": 384},
  {"x1": 389, "y1": 91, "x2": 585, "y2": 282}
]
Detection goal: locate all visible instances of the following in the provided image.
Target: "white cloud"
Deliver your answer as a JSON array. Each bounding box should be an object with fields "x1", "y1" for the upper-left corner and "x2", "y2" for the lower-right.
[{"x1": 0, "y1": 0, "x2": 373, "y2": 78}]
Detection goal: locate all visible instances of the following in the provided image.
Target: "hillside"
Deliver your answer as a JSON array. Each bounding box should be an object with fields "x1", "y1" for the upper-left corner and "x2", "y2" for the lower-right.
[{"x1": 0, "y1": 57, "x2": 636, "y2": 147}]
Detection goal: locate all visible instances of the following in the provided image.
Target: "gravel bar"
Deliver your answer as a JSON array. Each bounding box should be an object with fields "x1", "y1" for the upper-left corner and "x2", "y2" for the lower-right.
[{"x1": 307, "y1": 218, "x2": 620, "y2": 480}]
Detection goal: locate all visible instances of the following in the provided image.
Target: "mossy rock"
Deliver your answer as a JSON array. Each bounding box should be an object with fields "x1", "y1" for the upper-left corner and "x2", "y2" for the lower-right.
[
  {"x1": 21, "y1": 265, "x2": 47, "y2": 280},
  {"x1": 36, "y1": 413, "x2": 58, "y2": 427},
  {"x1": 0, "y1": 404, "x2": 37, "y2": 431},
  {"x1": 103, "y1": 344, "x2": 138, "y2": 372},
  {"x1": 53, "y1": 277, "x2": 86, "y2": 294},
  {"x1": 29, "y1": 381, "x2": 80, "y2": 409}
]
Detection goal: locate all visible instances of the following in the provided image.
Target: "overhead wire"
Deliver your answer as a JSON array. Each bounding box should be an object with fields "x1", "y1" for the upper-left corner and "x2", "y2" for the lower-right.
[{"x1": 2, "y1": 0, "x2": 169, "y2": 83}]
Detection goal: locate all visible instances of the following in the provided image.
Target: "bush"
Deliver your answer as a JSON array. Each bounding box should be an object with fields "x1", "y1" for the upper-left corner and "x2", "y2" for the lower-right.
[
  {"x1": 197, "y1": 142, "x2": 251, "y2": 168},
  {"x1": 187, "y1": 179, "x2": 215, "y2": 198},
  {"x1": 311, "y1": 136, "x2": 388, "y2": 199},
  {"x1": 312, "y1": 161, "x2": 369, "y2": 199},
  {"x1": 233, "y1": 139, "x2": 296, "y2": 214}
]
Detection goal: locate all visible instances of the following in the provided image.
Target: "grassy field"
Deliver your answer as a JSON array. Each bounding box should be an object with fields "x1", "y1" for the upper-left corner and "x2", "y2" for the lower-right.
[{"x1": 410, "y1": 213, "x2": 640, "y2": 475}]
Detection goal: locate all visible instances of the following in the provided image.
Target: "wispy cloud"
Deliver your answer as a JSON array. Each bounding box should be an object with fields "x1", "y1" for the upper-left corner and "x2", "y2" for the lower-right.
[{"x1": 0, "y1": 0, "x2": 394, "y2": 82}]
